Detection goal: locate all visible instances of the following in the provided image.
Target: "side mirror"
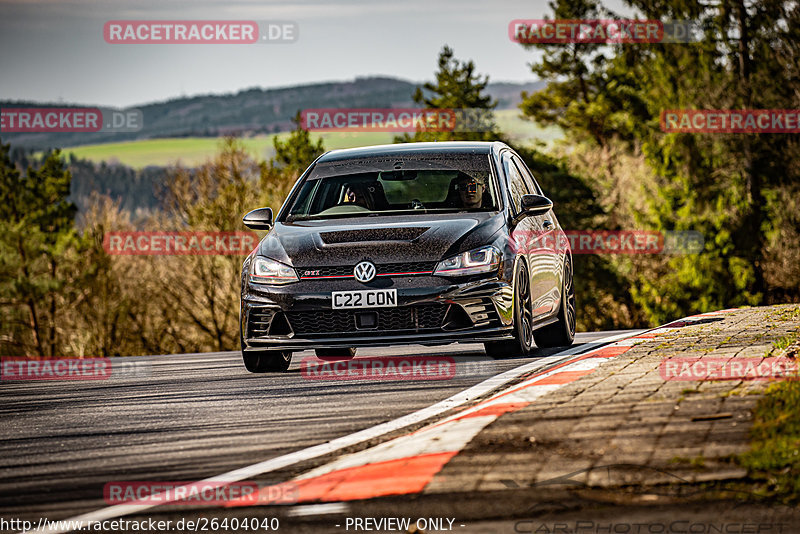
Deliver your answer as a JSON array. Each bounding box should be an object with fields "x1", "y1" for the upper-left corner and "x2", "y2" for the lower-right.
[
  {"x1": 520, "y1": 194, "x2": 553, "y2": 216},
  {"x1": 243, "y1": 207, "x2": 273, "y2": 230}
]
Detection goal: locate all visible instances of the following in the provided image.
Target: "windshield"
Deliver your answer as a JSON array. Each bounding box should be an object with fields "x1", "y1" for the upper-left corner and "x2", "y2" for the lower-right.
[{"x1": 283, "y1": 153, "x2": 498, "y2": 221}]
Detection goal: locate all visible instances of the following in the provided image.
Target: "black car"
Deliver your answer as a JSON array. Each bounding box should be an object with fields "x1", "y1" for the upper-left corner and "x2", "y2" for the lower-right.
[{"x1": 239, "y1": 141, "x2": 575, "y2": 372}]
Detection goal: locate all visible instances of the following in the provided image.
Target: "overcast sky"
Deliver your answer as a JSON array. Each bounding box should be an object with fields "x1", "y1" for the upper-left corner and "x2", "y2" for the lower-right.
[{"x1": 0, "y1": 0, "x2": 632, "y2": 108}]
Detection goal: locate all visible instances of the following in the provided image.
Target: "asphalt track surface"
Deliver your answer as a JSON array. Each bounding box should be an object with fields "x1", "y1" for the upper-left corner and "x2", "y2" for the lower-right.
[{"x1": 0, "y1": 331, "x2": 637, "y2": 531}]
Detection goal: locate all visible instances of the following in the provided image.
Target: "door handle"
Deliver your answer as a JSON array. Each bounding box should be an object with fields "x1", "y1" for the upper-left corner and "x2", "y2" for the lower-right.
[{"x1": 542, "y1": 220, "x2": 554, "y2": 230}]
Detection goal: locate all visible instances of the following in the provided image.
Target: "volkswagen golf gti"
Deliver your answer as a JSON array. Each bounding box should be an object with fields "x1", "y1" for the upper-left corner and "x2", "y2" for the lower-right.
[{"x1": 239, "y1": 141, "x2": 575, "y2": 372}]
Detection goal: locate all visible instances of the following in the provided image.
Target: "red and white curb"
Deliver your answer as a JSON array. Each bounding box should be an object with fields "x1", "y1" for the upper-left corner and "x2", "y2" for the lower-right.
[
  {"x1": 28, "y1": 309, "x2": 739, "y2": 532},
  {"x1": 230, "y1": 309, "x2": 739, "y2": 506},
  {"x1": 228, "y1": 339, "x2": 637, "y2": 505}
]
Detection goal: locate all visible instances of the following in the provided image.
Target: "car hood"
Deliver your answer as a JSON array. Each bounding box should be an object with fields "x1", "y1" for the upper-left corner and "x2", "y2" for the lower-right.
[{"x1": 257, "y1": 213, "x2": 506, "y2": 267}]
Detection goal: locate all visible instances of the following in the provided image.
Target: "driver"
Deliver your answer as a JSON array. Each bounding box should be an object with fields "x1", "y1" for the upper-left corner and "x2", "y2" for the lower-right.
[
  {"x1": 456, "y1": 175, "x2": 486, "y2": 209},
  {"x1": 343, "y1": 183, "x2": 370, "y2": 209}
]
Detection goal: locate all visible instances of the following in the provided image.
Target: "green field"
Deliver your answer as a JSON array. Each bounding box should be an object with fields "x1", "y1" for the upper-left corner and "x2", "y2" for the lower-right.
[{"x1": 58, "y1": 110, "x2": 562, "y2": 169}]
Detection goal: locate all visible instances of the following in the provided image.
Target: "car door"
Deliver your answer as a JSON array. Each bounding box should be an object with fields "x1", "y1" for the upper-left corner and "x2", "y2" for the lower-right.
[
  {"x1": 501, "y1": 151, "x2": 549, "y2": 318},
  {"x1": 512, "y1": 154, "x2": 560, "y2": 314}
]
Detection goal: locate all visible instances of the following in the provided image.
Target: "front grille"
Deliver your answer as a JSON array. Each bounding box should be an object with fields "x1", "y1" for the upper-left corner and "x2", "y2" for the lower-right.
[
  {"x1": 286, "y1": 304, "x2": 447, "y2": 335},
  {"x1": 298, "y1": 261, "x2": 437, "y2": 279},
  {"x1": 379, "y1": 261, "x2": 437, "y2": 275}
]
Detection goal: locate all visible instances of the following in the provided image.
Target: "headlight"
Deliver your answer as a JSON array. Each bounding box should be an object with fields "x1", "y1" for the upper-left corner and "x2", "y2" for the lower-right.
[
  {"x1": 434, "y1": 246, "x2": 500, "y2": 277},
  {"x1": 250, "y1": 257, "x2": 298, "y2": 285}
]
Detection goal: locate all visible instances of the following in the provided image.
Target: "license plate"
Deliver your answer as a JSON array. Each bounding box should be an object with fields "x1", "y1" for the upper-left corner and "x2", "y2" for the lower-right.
[{"x1": 331, "y1": 289, "x2": 397, "y2": 309}]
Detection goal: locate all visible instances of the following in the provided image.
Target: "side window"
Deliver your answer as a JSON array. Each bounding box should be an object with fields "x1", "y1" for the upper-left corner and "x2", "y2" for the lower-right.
[
  {"x1": 512, "y1": 155, "x2": 543, "y2": 195},
  {"x1": 502, "y1": 153, "x2": 530, "y2": 215}
]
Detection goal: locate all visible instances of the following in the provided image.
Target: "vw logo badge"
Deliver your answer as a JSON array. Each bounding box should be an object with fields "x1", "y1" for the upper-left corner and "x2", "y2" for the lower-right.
[{"x1": 354, "y1": 261, "x2": 376, "y2": 283}]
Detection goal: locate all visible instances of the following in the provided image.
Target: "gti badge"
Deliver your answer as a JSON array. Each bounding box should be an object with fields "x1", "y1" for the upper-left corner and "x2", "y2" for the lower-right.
[{"x1": 354, "y1": 261, "x2": 376, "y2": 283}]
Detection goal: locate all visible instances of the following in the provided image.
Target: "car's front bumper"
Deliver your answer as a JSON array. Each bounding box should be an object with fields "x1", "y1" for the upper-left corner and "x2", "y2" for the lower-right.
[{"x1": 240, "y1": 274, "x2": 515, "y2": 351}]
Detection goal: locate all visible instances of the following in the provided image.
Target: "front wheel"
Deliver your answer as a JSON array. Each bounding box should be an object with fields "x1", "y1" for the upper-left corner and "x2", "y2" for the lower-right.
[
  {"x1": 533, "y1": 255, "x2": 576, "y2": 348},
  {"x1": 484, "y1": 261, "x2": 534, "y2": 359},
  {"x1": 242, "y1": 350, "x2": 292, "y2": 373}
]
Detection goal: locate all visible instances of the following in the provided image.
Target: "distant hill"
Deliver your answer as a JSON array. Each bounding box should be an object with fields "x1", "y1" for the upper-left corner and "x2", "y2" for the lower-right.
[{"x1": 0, "y1": 77, "x2": 545, "y2": 150}]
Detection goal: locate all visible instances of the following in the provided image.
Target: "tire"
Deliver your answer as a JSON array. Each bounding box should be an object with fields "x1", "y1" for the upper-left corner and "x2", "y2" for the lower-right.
[
  {"x1": 315, "y1": 347, "x2": 357, "y2": 361},
  {"x1": 533, "y1": 255, "x2": 576, "y2": 348},
  {"x1": 242, "y1": 350, "x2": 292, "y2": 373},
  {"x1": 240, "y1": 327, "x2": 292, "y2": 373},
  {"x1": 484, "y1": 261, "x2": 534, "y2": 359}
]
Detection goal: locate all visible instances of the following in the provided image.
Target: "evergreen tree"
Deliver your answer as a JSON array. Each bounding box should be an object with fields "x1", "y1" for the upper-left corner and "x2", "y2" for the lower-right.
[
  {"x1": 0, "y1": 143, "x2": 80, "y2": 355},
  {"x1": 397, "y1": 45, "x2": 503, "y2": 142},
  {"x1": 518, "y1": 0, "x2": 800, "y2": 323},
  {"x1": 261, "y1": 113, "x2": 326, "y2": 209},
  {"x1": 517, "y1": 0, "x2": 645, "y2": 147},
  {"x1": 270, "y1": 112, "x2": 325, "y2": 176}
]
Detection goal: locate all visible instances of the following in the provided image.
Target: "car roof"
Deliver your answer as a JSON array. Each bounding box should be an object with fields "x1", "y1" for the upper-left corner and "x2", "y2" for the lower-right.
[{"x1": 316, "y1": 141, "x2": 509, "y2": 163}]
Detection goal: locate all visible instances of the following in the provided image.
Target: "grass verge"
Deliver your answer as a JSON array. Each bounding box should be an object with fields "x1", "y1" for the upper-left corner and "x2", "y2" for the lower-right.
[{"x1": 737, "y1": 336, "x2": 800, "y2": 502}]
